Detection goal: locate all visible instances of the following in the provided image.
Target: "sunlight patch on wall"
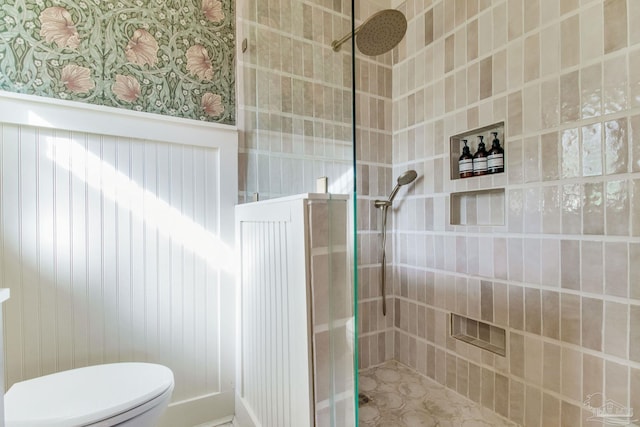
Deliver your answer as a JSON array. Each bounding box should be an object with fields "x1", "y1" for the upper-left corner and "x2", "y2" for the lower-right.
[{"x1": 46, "y1": 137, "x2": 234, "y2": 273}]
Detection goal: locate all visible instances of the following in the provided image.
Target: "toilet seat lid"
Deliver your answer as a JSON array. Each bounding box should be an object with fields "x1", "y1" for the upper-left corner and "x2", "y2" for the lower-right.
[{"x1": 5, "y1": 362, "x2": 174, "y2": 427}]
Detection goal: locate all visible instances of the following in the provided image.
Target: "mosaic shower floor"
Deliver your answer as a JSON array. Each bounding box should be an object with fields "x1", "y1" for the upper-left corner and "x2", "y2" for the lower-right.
[{"x1": 359, "y1": 361, "x2": 517, "y2": 427}]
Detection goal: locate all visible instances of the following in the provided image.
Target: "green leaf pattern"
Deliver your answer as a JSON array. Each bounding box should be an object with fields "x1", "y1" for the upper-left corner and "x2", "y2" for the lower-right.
[{"x1": 0, "y1": 0, "x2": 235, "y2": 124}]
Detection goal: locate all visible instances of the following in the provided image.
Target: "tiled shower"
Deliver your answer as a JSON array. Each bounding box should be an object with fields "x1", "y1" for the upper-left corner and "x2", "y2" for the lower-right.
[
  {"x1": 387, "y1": 0, "x2": 640, "y2": 425},
  {"x1": 240, "y1": 0, "x2": 640, "y2": 425}
]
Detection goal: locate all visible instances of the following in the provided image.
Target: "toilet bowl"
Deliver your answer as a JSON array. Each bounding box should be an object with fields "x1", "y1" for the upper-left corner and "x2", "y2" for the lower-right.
[{"x1": 5, "y1": 362, "x2": 174, "y2": 427}]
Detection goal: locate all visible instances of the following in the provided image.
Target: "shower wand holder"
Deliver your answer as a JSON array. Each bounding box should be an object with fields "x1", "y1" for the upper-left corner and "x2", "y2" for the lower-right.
[{"x1": 373, "y1": 170, "x2": 417, "y2": 316}]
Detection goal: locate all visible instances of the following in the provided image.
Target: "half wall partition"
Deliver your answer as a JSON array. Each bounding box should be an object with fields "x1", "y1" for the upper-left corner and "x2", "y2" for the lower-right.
[{"x1": 236, "y1": 0, "x2": 358, "y2": 425}]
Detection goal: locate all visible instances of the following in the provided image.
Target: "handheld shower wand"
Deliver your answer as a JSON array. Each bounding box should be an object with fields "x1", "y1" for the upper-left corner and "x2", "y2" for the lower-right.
[{"x1": 374, "y1": 170, "x2": 417, "y2": 316}]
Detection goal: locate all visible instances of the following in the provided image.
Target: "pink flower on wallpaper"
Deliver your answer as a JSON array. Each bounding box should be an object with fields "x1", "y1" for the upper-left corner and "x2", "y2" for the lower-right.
[
  {"x1": 39, "y1": 7, "x2": 80, "y2": 49},
  {"x1": 112, "y1": 75, "x2": 141, "y2": 102},
  {"x1": 61, "y1": 64, "x2": 95, "y2": 93},
  {"x1": 201, "y1": 93, "x2": 224, "y2": 117},
  {"x1": 125, "y1": 29, "x2": 159, "y2": 66},
  {"x1": 202, "y1": 0, "x2": 225, "y2": 23},
  {"x1": 186, "y1": 45, "x2": 214, "y2": 81}
]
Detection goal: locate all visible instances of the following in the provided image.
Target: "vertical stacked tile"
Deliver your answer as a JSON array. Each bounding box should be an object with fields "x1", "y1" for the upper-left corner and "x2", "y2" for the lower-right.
[
  {"x1": 236, "y1": 0, "x2": 355, "y2": 202},
  {"x1": 392, "y1": 0, "x2": 640, "y2": 425},
  {"x1": 237, "y1": 0, "x2": 397, "y2": 371},
  {"x1": 308, "y1": 198, "x2": 355, "y2": 425},
  {"x1": 353, "y1": 0, "x2": 397, "y2": 371}
]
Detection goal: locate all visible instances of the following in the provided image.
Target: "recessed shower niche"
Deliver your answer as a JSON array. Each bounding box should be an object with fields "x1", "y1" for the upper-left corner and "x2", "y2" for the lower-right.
[
  {"x1": 448, "y1": 121, "x2": 506, "y2": 227},
  {"x1": 451, "y1": 313, "x2": 506, "y2": 357},
  {"x1": 449, "y1": 188, "x2": 505, "y2": 226},
  {"x1": 450, "y1": 122, "x2": 505, "y2": 180}
]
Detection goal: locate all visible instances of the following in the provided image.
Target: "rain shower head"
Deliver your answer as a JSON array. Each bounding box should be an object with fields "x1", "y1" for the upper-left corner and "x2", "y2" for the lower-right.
[
  {"x1": 331, "y1": 9, "x2": 407, "y2": 56},
  {"x1": 387, "y1": 169, "x2": 417, "y2": 203}
]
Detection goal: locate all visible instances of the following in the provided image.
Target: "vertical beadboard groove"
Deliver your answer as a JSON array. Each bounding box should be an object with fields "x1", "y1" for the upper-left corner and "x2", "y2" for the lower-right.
[
  {"x1": 114, "y1": 138, "x2": 120, "y2": 360},
  {"x1": 281, "y1": 222, "x2": 292, "y2": 426},
  {"x1": 34, "y1": 127, "x2": 43, "y2": 374},
  {"x1": 166, "y1": 143, "x2": 174, "y2": 382},
  {"x1": 141, "y1": 141, "x2": 148, "y2": 361},
  {"x1": 127, "y1": 140, "x2": 135, "y2": 360},
  {"x1": 126, "y1": 139, "x2": 134, "y2": 362},
  {"x1": 238, "y1": 202, "x2": 312, "y2": 427},
  {"x1": 57, "y1": 129, "x2": 64, "y2": 370},
  {"x1": 75, "y1": 131, "x2": 87, "y2": 367},
  {"x1": 17, "y1": 125, "x2": 27, "y2": 380},
  {"x1": 67, "y1": 129, "x2": 75, "y2": 369},
  {"x1": 1, "y1": 123, "x2": 224, "y2": 403},
  {"x1": 3, "y1": 123, "x2": 24, "y2": 383},
  {"x1": 99, "y1": 135, "x2": 106, "y2": 364},
  {"x1": 33, "y1": 127, "x2": 42, "y2": 371}
]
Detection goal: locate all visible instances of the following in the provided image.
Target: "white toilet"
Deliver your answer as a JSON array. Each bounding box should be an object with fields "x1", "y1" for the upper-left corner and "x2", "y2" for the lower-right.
[{"x1": 4, "y1": 362, "x2": 174, "y2": 427}]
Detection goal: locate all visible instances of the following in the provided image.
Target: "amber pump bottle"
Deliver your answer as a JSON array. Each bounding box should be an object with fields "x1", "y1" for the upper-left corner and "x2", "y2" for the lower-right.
[
  {"x1": 473, "y1": 135, "x2": 488, "y2": 176},
  {"x1": 487, "y1": 132, "x2": 504, "y2": 174},
  {"x1": 458, "y1": 139, "x2": 473, "y2": 178}
]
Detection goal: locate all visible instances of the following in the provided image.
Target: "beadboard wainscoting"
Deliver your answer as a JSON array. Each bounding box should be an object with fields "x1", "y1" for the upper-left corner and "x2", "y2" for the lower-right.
[{"x1": 0, "y1": 92, "x2": 237, "y2": 427}]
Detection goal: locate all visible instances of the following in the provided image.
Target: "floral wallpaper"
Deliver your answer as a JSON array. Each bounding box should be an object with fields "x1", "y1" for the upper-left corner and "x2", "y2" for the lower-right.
[{"x1": 0, "y1": 0, "x2": 235, "y2": 124}]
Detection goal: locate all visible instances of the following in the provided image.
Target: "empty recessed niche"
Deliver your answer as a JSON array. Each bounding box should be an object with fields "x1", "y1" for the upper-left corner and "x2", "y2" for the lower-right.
[
  {"x1": 450, "y1": 121, "x2": 505, "y2": 180},
  {"x1": 451, "y1": 313, "x2": 506, "y2": 357},
  {"x1": 450, "y1": 188, "x2": 505, "y2": 226}
]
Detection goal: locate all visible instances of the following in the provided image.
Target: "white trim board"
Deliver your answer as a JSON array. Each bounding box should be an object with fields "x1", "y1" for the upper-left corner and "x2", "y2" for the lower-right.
[{"x1": 0, "y1": 91, "x2": 237, "y2": 147}]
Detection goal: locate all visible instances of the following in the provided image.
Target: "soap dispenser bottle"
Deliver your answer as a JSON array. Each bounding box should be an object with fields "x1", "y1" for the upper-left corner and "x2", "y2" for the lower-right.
[
  {"x1": 473, "y1": 135, "x2": 488, "y2": 176},
  {"x1": 487, "y1": 132, "x2": 504, "y2": 174},
  {"x1": 458, "y1": 139, "x2": 473, "y2": 178}
]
